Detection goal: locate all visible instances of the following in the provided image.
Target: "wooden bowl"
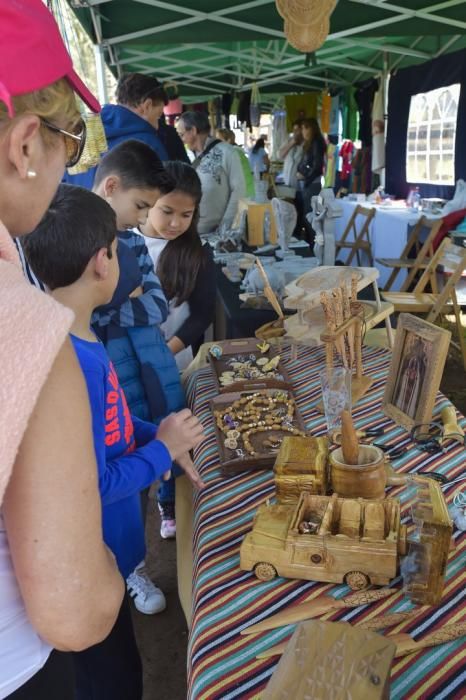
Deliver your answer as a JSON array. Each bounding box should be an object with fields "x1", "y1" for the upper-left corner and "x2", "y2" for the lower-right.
[{"x1": 330, "y1": 445, "x2": 386, "y2": 500}]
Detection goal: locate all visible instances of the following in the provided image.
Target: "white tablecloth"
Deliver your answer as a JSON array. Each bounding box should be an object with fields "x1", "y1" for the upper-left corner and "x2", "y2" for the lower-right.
[{"x1": 334, "y1": 200, "x2": 438, "y2": 290}]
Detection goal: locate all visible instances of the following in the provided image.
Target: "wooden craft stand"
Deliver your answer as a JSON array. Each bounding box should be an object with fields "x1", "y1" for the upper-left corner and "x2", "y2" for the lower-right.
[
  {"x1": 320, "y1": 281, "x2": 373, "y2": 405},
  {"x1": 235, "y1": 198, "x2": 278, "y2": 246},
  {"x1": 283, "y1": 265, "x2": 393, "y2": 349}
]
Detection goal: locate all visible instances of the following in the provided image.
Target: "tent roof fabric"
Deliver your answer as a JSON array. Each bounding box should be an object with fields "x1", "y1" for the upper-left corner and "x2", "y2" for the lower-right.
[{"x1": 70, "y1": 0, "x2": 466, "y2": 104}]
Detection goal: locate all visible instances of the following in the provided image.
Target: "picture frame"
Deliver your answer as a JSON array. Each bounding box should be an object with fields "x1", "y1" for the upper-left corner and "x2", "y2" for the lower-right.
[{"x1": 382, "y1": 313, "x2": 451, "y2": 430}]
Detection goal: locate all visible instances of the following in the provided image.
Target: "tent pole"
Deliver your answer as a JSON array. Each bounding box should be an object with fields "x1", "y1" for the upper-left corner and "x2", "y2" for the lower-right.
[{"x1": 90, "y1": 7, "x2": 108, "y2": 104}]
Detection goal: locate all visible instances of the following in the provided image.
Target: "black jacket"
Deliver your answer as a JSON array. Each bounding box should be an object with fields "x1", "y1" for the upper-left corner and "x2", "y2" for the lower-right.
[{"x1": 297, "y1": 138, "x2": 326, "y2": 187}]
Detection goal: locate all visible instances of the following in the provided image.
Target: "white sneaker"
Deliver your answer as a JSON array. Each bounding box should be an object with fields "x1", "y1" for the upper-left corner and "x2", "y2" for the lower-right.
[
  {"x1": 158, "y1": 502, "x2": 176, "y2": 539},
  {"x1": 126, "y1": 562, "x2": 166, "y2": 615}
]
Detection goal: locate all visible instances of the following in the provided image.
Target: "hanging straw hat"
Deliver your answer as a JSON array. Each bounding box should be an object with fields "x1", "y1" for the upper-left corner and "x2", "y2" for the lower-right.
[
  {"x1": 67, "y1": 113, "x2": 108, "y2": 174},
  {"x1": 284, "y1": 16, "x2": 331, "y2": 53},
  {"x1": 276, "y1": 0, "x2": 336, "y2": 26}
]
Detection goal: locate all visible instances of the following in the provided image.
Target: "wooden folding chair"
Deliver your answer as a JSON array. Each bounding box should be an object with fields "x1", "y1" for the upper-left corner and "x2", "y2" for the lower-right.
[
  {"x1": 335, "y1": 205, "x2": 376, "y2": 266},
  {"x1": 382, "y1": 238, "x2": 466, "y2": 369},
  {"x1": 376, "y1": 216, "x2": 443, "y2": 292}
]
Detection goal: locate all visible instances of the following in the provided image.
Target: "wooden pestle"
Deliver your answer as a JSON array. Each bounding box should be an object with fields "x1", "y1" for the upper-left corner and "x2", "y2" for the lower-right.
[{"x1": 341, "y1": 410, "x2": 359, "y2": 465}]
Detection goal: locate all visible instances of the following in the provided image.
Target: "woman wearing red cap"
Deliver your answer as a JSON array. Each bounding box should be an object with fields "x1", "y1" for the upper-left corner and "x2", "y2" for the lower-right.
[{"x1": 0, "y1": 1, "x2": 123, "y2": 698}]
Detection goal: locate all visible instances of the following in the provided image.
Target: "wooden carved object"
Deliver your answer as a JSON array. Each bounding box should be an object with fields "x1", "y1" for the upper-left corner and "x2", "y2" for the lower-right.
[
  {"x1": 390, "y1": 622, "x2": 466, "y2": 658},
  {"x1": 440, "y1": 405, "x2": 464, "y2": 445},
  {"x1": 241, "y1": 587, "x2": 396, "y2": 636},
  {"x1": 273, "y1": 435, "x2": 329, "y2": 503},
  {"x1": 256, "y1": 610, "x2": 421, "y2": 659},
  {"x1": 240, "y1": 492, "x2": 404, "y2": 591},
  {"x1": 330, "y1": 445, "x2": 387, "y2": 500},
  {"x1": 261, "y1": 620, "x2": 395, "y2": 700},
  {"x1": 401, "y1": 479, "x2": 453, "y2": 605},
  {"x1": 255, "y1": 258, "x2": 284, "y2": 320},
  {"x1": 320, "y1": 281, "x2": 373, "y2": 406},
  {"x1": 341, "y1": 410, "x2": 359, "y2": 465}
]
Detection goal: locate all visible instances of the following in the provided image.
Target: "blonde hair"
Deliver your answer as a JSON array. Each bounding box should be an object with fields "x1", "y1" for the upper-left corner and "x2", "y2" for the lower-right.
[
  {"x1": 0, "y1": 78, "x2": 82, "y2": 144},
  {"x1": 216, "y1": 127, "x2": 234, "y2": 144}
]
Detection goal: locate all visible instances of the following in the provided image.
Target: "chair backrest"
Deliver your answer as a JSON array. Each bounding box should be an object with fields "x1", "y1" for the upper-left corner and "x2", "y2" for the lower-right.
[
  {"x1": 397, "y1": 215, "x2": 440, "y2": 257},
  {"x1": 401, "y1": 217, "x2": 443, "y2": 291},
  {"x1": 340, "y1": 205, "x2": 375, "y2": 239},
  {"x1": 415, "y1": 237, "x2": 466, "y2": 293}
]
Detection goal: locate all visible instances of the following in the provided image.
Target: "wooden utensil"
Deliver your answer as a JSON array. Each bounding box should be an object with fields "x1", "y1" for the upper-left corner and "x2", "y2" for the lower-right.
[
  {"x1": 255, "y1": 259, "x2": 284, "y2": 320},
  {"x1": 440, "y1": 405, "x2": 464, "y2": 444},
  {"x1": 256, "y1": 610, "x2": 421, "y2": 659},
  {"x1": 241, "y1": 588, "x2": 396, "y2": 636},
  {"x1": 341, "y1": 410, "x2": 359, "y2": 465},
  {"x1": 390, "y1": 621, "x2": 466, "y2": 657}
]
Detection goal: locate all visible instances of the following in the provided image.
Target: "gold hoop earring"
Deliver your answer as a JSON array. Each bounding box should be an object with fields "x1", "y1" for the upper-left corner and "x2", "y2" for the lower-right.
[{"x1": 27, "y1": 170, "x2": 37, "y2": 179}]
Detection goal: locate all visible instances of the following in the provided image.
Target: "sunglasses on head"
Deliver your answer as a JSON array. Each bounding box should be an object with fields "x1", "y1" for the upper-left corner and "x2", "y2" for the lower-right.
[{"x1": 40, "y1": 117, "x2": 87, "y2": 168}]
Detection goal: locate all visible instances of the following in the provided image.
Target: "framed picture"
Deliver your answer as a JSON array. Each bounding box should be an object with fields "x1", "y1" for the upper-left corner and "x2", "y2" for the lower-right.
[{"x1": 382, "y1": 314, "x2": 451, "y2": 430}]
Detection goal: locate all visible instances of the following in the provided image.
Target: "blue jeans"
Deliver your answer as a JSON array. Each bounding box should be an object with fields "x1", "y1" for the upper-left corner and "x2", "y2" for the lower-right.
[{"x1": 157, "y1": 462, "x2": 183, "y2": 506}]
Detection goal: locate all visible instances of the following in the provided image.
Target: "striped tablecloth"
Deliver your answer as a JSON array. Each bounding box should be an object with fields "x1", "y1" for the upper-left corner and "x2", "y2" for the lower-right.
[{"x1": 186, "y1": 343, "x2": 466, "y2": 700}]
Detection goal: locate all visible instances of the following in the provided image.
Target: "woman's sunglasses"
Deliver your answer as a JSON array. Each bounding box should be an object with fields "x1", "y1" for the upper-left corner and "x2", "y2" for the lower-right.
[{"x1": 40, "y1": 117, "x2": 87, "y2": 168}]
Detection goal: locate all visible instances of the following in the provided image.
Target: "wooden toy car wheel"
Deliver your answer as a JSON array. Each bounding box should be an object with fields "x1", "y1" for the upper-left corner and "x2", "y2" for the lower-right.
[
  {"x1": 344, "y1": 570, "x2": 370, "y2": 590},
  {"x1": 254, "y1": 562, "x2": 277, "y2": 581}
]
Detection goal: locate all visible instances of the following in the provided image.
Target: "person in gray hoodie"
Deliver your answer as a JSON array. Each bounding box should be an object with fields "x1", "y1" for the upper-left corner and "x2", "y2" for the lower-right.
[{"x1": 177, "y1": 111, "x2": 247, "y2": 233}]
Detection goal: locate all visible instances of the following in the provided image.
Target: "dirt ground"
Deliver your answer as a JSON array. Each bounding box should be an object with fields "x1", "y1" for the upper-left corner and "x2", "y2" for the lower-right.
[{"x1": 133, "y1": 347, "x2": 466, "y2": 700}]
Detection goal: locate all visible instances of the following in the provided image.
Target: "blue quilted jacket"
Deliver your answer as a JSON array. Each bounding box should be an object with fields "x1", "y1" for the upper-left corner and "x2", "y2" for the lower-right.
[{"x1": 92, "y1": 233, "x2": 186, "y2": 423}]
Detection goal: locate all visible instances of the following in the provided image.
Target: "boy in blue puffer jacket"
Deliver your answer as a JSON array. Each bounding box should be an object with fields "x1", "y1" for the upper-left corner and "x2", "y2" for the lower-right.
[{"x1": 90, "y1": 141, "x2": 188, "y2": 614}]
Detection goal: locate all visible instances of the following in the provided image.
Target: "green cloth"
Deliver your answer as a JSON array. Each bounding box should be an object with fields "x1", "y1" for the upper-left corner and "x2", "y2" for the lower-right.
[
  {"x1": 236, "y1": 146, "x2": 255, "y2": 199},
  {"x1": 343, "y1": 87, "x2": 359, "y2": 142}
]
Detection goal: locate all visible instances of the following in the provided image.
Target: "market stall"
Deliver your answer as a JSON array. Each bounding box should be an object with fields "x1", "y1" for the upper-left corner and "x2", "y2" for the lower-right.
[{"x1": 178, "y1": 340, "x2": 465, "y2": 699}]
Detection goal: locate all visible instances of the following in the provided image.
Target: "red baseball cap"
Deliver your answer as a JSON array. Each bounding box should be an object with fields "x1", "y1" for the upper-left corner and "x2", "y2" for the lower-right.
[{"x1": 0, "y1": 0, "x2": 100, "y2": 117}]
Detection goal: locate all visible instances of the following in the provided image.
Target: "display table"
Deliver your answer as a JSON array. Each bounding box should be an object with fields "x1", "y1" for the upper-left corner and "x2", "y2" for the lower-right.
[
  {"x1": 334, "y1": 200, "x2": 440, "y2": 291},
  {"x1": 181, "y1": 343, "x2": 465, "y2": 700}
]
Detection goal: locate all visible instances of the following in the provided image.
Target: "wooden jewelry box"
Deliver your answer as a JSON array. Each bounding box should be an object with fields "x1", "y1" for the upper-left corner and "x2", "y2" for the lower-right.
[
  {"x1": 208, "y1": 338, "x2": 291, "y2": 394},
  {"x1": 211, "y1": 383, "x2": 307, "y2": 476},
  {"x1": 401, "y1": 478, "x2": 453, "y2": 605},
  {"x1": 273, "y1": 436, "x2": 329, "y2": 503}
]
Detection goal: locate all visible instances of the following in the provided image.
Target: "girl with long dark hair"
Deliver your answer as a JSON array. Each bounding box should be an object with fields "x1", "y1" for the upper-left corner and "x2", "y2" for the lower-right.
[
  {"x1": 297, "y1": 117, "x2": 327, "y2": 245},
  {"x1": 140, "y1": 160, "x2": 215, "y2": 371},
  {"x1": 138, "y1": 160, "x2": 215, "y2": 538}
]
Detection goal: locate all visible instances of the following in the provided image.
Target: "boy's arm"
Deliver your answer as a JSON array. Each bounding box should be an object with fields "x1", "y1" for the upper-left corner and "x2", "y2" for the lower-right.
[
  {"x1": 132, "y1": 414, "x2": 157, "y2": 446},
  {"x1": 83, "y1": 371, "x2": 171, "y2": 506},
  {"x1": 117, "y1": 233, "x2": 168, "y2": 327}
]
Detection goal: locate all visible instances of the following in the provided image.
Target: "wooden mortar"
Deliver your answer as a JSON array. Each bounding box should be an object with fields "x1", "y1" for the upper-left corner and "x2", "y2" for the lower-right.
[{"x1": 330, "y1": 445, "x2": 386, "y2": 499}]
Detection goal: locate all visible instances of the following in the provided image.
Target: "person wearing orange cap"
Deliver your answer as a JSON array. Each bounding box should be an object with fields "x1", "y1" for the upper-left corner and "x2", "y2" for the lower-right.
[{"x1": 0, "y1": 1, "x2": 123, "y2": 697}]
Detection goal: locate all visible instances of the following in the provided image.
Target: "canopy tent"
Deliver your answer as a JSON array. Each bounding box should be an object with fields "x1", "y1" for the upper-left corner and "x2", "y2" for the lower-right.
[{"x1": 68, "y1": 0, "x2": 466, "y2": 107}]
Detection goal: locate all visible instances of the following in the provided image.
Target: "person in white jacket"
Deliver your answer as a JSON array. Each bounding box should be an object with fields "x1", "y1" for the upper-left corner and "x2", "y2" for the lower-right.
[{"x1": 177, "y1": 111, "x2": 246, "y2": 233}]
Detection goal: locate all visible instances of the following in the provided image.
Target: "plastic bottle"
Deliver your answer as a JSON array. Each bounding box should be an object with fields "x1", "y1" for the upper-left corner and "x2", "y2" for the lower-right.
[{"x1": 411, "y1": 187, "x2": 421, "y2": 212}]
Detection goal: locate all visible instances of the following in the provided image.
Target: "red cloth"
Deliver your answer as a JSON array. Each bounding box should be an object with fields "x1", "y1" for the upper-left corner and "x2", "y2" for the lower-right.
[{"x1": 433, "y1": 208, "x2": 466, "y2": 250}]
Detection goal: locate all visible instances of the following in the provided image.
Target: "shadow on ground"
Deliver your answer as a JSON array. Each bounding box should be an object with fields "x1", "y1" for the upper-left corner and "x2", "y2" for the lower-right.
[{"x1": 132, "y1": 491, "x2": 188, "y2": 700}]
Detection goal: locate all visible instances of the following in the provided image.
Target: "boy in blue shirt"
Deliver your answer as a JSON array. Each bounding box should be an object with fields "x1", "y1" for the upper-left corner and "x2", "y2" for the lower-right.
[
  {"x1": 21, "y1": 139, "x2": 188, "y2": 614},
  {"x1": 23, "y1": 184, "x2": 204, "y2": 700}
]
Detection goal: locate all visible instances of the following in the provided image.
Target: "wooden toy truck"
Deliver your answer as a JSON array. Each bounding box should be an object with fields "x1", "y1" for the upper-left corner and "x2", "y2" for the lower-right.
[{"x1": 240, "y1": 492, "x2": 407, "y2": 590}]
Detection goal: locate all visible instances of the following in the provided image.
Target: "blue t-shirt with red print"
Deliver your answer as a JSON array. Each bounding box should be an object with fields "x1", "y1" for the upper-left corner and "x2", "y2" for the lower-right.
[{"x1": 71, "y1": 334, "x2": 172, "y2": 577}]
